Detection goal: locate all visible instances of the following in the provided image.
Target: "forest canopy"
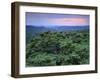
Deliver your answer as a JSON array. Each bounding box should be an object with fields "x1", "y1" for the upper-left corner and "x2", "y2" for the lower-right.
[{"x1": 26, "y1": 31, "x2": 89, "y2": 66}]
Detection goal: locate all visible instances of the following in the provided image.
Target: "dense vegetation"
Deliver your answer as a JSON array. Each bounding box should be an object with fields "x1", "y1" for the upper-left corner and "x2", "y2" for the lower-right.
[{"x1": 26, "y1": 30, "x2": 89, "y2": 67}]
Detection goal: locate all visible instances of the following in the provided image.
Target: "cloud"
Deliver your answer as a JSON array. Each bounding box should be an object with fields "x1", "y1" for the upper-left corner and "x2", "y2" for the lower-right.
[{"x1": 47, "y1": 18, "x2": 89, "y2": 26}]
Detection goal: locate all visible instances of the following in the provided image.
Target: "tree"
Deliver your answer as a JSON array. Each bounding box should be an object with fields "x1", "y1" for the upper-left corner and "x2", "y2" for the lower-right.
[{"x1": 26, "y1": 31, "x2": 89, "y2": 66}]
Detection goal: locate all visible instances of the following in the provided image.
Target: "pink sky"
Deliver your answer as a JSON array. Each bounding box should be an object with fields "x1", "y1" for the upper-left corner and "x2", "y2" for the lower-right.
[
  {"x1": 26, "y1": 13, "x2": 89, "y2": 26},
  {"x1": 47, "y1": 17, "x2": 89, "y2": 26}
]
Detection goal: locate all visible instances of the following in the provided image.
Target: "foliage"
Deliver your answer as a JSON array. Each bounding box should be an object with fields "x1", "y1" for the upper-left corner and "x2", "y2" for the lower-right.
[{"x1": 26, "y1": 31, "x2": 89, "y2": 66}]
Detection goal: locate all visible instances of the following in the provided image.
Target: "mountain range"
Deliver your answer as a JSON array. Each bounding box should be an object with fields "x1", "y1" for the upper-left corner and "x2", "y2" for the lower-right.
[{"x1": 26, "y1": 25, "x2": 89, "y2": 43}]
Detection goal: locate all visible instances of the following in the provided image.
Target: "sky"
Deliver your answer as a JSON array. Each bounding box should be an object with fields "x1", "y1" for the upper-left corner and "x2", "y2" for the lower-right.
[{"x1": 26, "y1": 12, "x2": 90, "y2": 27}]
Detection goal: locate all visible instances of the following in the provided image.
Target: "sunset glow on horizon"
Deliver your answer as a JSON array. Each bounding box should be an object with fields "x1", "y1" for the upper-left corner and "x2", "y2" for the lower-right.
[
  {"x1": 26, "y1": 12, "x2": 90, "y2": 26},
  {"x1": 47, "y1": 18, "x2": 89, "y2": 26}
]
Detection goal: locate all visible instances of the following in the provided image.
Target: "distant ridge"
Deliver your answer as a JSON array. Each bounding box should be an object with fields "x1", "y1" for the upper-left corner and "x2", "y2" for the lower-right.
[
  {"x1": 26, "y1": 25, "x2": 89, "y2": 44},
  {"x1": 26, "y1": 25, "x2": 89, "y2": 32}
]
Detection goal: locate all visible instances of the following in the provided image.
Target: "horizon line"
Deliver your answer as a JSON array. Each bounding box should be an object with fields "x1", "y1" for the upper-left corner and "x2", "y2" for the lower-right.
[{"x1": 26, "y1": 25, "x2": 89, "y2": 27}]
